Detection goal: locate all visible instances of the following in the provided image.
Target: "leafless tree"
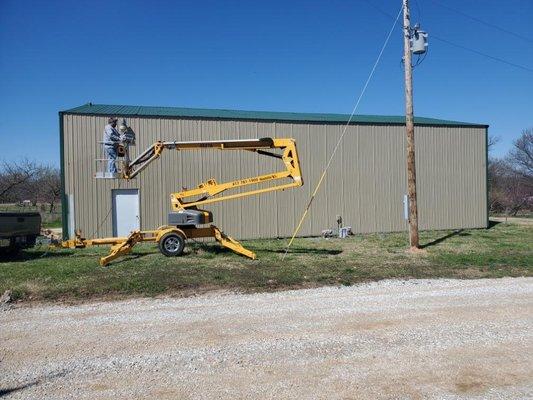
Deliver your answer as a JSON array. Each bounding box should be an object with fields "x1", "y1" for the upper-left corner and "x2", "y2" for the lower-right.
[
  {"x1": 36, "y1": 166, "x2": 61, "y2": 212},
  {"x1": 0, "y1": 159, "x2": 39, "y2": 202},
  {"x1": 487, "y1": 135, "x2": 500, "y2": 153},
  {"x1": 489, "y1": 159, "x2": 532, "y2": 215},
  {"x1": 507, "y1": 128, "x2": 533, "y2": 176},
  {"x1": 0, "y1": 161, "x2": 61, "y2": 212},
  {"x1": 487, "y1": 129, "x2": 533, "y2": 215}
]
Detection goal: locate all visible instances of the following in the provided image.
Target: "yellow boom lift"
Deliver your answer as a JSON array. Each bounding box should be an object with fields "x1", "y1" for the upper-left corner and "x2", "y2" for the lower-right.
[{"x1": 57, "y1": 137, "x2": 303, "y2": 266}]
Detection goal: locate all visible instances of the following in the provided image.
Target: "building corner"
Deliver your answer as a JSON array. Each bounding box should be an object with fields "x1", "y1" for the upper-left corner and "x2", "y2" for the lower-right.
[{"x1": 59, "y1": 112, "x2": 68, "y2": 240}]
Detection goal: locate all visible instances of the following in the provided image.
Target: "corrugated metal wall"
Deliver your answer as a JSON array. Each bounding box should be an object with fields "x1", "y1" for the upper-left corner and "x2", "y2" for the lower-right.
[{"x1": 62, "y1": 114, "x2": 487, "y2": 239}]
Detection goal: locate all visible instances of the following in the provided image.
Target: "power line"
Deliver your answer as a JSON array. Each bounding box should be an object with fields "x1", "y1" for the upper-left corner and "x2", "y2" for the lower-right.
[
  {"x1": 431, "y1": 34, "x2": 533, "y2": 73},
  {"x1": 361, "y1": 0, "x2": 533, "y2": 73},
  {"x1": 429, "y1": 0, "x2": 533, "y2": 44},
  {"x1": 414, "y1": 0, "x2": 422, "y2": 21},
  {"x1": 361, "y1": 0, "x2": 397, "y2": 20},
  {"x1": 282, "y1": 5, "x2": 403, "y2": 259}
]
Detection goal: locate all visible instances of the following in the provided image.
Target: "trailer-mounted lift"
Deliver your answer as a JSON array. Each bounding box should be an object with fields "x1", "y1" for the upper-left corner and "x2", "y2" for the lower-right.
[{"x1": 57, "y1": 136, "x2": 303, "y2": 266}]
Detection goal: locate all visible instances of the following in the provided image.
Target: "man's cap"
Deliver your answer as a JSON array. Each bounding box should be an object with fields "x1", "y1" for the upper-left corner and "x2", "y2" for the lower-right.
[{"x1": 108, "y1": 116, "x2": 118, "y2": 123}]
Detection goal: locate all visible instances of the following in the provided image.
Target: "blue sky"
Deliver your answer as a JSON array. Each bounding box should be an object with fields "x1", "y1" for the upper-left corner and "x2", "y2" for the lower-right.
[{"x1": 1, "y1": 0, "x2": 531, "y2": 164}]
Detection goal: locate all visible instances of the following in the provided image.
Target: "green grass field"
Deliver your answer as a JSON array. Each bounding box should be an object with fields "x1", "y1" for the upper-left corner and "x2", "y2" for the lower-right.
[{"x1": 0, "y1": 220, "x2": 531, "y2": 302}]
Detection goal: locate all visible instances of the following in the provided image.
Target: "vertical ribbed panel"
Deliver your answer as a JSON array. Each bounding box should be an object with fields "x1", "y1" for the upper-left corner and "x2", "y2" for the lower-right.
[
  {"x1": 63, "y1": 115, "x2": 488, "y2": 239},
  {"x1": 415, "y1": 126, "x2": 487, "y2": 230}
]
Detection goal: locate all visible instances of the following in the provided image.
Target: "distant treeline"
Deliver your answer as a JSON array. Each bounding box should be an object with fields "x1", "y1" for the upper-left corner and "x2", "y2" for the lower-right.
[
  {"x1": 488, "y1": 128, "x2": 533, "y2": 216},
  {"x1": 0, "y1": 161, "x2": 60, "y2": 213}
]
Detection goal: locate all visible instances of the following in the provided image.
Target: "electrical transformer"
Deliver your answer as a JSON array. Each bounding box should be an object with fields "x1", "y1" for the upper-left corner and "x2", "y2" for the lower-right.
[{"x1": 410, "y1": 28, "x2": 428, "y2": 54}]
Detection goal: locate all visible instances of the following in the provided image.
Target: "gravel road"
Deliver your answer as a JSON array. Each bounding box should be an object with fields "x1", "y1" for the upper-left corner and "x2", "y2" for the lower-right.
[{"x1": 2, "y1": 278, "x2": 532, "y2": 399}]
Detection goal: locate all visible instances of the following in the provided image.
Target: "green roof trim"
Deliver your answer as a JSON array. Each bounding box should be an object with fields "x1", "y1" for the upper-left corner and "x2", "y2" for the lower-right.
[{"x1": 62, "y1": 103, "x2": 488, "y2": 128}]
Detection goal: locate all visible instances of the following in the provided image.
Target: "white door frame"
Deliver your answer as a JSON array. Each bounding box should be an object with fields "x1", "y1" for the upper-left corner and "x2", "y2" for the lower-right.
[{"x1": 112, "y1": 189, "x2": 140, "y2": 237}]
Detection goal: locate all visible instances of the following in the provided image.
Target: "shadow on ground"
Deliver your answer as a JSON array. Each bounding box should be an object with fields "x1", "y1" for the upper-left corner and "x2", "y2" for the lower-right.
[
  {"x1": 264, "y1": 248, "x2": 343, "y2": 256},
  {"x1": 0, "y1": 249, "x2": 72, "y2": 263},
  {"x1": 0, "y1": 370, "x2": 69, "y2": 398},
  {"x1": 0, "y1": 381, "x2": 39, "y2": 398},
  {"x1": 188, "y1": 243, "x2": 342, "y2": 257},
  {"x1": 421, "y1": 230, "x2": 470, "y2": 249},
  {"x1": 105, "y1": 252, "x2": 152, "y2": 266},
  {"x1": 488, "y1": 220, "x2": 501, "y2": 229},
  {"x1": 420, "y1": 221, "x2": 502, "y2": 249}
]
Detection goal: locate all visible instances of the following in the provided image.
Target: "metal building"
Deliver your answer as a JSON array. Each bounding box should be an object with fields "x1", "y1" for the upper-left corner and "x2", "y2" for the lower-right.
[{"x1": 59, "y1": 104, "x2": 488, "y2": 240}]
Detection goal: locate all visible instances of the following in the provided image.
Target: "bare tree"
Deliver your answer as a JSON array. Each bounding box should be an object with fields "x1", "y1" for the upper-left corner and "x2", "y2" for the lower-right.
[
  {"x1": 0, "y1": 161, "x2": 61, "y2": 213},
  {"x1": 489, "y1": 159, "x2": 533, "y2": 215},
  {"x1": 488, "y1": 135, "x2": 500, "y2": 153},
  {"x1": 508, "y1": 128, "x2": 533, "y2": 176},
  {"x1": 0, "y1": 159, "x2": 39, "y2": 202},
  {"x1": 36, "y1": 166, "x2": 61, "y2": 212},
  {"x1": 487, "y1": 129, "x2": 533, "y2": 215},
  {"x1": 487, "y1": 135, "x2": 502, "y2": 212}
]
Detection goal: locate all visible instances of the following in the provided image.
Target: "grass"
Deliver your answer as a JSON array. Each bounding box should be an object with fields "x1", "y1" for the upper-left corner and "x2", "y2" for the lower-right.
[
  {"x1": 0, "y1": 221, "x2": 531, "y2": 302},
  {"x1": 41, "y1": 219, "x2": 62, "y2": 229},
  {"x1": 492, "y1": 213, "x2": 533, "y2": 219}
]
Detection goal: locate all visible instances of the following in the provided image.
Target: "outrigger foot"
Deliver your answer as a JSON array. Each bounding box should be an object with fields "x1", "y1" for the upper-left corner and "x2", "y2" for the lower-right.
[
  {"x1": 212, "y1": 226, "x2": 256, "y2": 260},
  {"x1": 99, "y1": 230, "x2": 144, "y2": 266}
]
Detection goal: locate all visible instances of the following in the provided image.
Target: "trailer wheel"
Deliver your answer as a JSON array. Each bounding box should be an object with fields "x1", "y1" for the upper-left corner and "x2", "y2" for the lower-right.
[{"x1": 158, "y1": 232, "x2": 185, "y2": 257}]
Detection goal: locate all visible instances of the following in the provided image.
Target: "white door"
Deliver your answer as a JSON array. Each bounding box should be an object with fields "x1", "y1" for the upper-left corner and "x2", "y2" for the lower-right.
[{"x1": 112, "y1": 189, "x2": 140, "y2": 236}]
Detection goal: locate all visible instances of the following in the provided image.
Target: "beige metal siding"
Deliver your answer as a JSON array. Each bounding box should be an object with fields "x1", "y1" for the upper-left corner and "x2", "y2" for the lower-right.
[
  {"x1": 62, "y1": 115, "x2": 487, "y2": 239},
  {"x1": 415, "y1": 126, "x2": 487, "y2": 230}
]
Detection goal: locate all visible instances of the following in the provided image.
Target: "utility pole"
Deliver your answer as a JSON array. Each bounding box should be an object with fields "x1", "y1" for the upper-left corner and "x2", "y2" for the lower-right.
[{"x1": 403, "y1": 0, "x2": 420, "y2": 249}]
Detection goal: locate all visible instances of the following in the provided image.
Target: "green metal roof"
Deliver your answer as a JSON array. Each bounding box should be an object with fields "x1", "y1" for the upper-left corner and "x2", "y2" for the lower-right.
[{"x1": 61, "y1": 103, "x2": 488, "y2": 128}]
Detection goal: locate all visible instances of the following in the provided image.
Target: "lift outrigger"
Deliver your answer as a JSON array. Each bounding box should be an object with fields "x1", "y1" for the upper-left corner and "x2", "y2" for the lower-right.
[{"x1": 57, "y1": 137, "x2": 303, "y2": 266}]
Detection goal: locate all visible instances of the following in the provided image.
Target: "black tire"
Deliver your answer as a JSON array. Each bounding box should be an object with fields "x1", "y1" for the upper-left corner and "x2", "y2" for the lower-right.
[
  {"x1": 158, "y1": 232, "x2": 185, "y2": 257},
  {"x1": 25, "y1": 235, "x2": 37, "y2": 249}
]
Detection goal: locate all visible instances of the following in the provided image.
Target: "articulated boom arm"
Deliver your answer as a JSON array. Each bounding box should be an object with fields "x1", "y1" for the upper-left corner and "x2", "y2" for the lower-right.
[
  {"x1": 124, "y1": 137, "x2": 303, "y2": 210},
  {"x1": 56, "y1": 137, "x2": 303, "y2": 265}
]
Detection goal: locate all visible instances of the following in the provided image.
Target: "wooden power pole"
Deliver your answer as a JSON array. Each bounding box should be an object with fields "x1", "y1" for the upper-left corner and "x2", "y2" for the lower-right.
[{"x1": 403, "y1": 0, "x2": 420, "y2": 249}]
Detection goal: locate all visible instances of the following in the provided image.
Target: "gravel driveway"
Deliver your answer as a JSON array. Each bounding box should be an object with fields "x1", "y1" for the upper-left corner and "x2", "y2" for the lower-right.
[{"x1": 2, "y1": 278, "x2": 532, "y2": 399}]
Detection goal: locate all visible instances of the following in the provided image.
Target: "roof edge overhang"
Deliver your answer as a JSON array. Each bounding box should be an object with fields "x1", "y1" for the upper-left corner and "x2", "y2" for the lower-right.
[{"x1": 61, "y1": 103, "x2": 489, "y2": 129}]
